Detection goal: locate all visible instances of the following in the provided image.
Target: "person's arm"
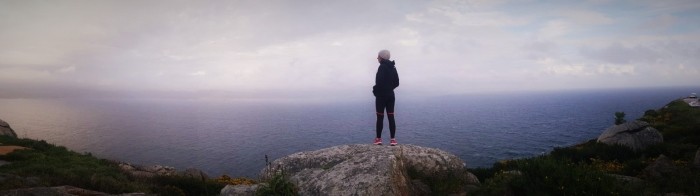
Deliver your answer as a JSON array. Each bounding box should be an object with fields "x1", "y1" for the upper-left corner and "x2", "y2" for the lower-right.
[
  {"x1": 392, "y1": 66, "x2": 399, "y2": 89},
  {"x1": 373, "y1": 67, "x2": 385, "y2": 96}
]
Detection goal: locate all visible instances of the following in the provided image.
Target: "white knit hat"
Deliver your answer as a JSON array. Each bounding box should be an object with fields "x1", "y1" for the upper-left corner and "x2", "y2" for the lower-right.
[{"x1": 378, "y1": 49, "x2": 390, "y2": 60}]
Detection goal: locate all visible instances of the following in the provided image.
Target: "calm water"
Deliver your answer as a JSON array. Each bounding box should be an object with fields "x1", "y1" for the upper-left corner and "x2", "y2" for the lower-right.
[{"x1": 0, "y1": 87, "x2": 696, "y2": 177}]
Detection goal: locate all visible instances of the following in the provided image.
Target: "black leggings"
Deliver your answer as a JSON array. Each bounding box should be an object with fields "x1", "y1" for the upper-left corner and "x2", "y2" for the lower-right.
[{"x1": 375, "y1": 95, "x2": 396, "y2": 138}]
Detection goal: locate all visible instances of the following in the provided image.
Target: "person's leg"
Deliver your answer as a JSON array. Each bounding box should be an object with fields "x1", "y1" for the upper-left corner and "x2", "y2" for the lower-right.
[
  {"x1": 387, "y1": 95, "x2": 396, "y2": 139},
  {"x1": 375, "y1": 96, "x2": 386, "y2": 139}
]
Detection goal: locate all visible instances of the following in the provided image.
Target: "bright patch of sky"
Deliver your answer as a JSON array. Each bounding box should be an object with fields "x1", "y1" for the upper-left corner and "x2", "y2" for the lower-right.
[{"x1": 1, "y1": 0, "x2": 698, "y2": 100}]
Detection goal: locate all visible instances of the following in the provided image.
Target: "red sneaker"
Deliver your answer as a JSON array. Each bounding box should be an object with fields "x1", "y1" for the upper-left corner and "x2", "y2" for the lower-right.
[
  {"x1": 390, "y1": 138, "x2": 398, "y2": 146},
  {"x1": 374, "y1": 138, "x2": 382, "y2": 145}
]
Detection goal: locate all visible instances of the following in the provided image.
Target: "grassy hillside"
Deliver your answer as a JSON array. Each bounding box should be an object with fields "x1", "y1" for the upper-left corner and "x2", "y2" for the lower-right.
[
  {"x1": 0, "y1": 136, "x2": 225, "y2": 195},
  {"x1": 470, "y1": 99, "x2": 700, "y2": 195}
]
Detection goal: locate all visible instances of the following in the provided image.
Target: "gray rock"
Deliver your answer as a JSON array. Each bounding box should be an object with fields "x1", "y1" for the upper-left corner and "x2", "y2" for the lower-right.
[
  {"x1": 261, "y1": 144, "x2": 474, "y2": 196},
  {"x1": 642, "y1": 155, "x2": 678, "y2": 179},
  {"x1": 0, "y1": 119, "x2": 17, "y2": 138},
  {"x1": 119, "y1": 162, "x2": 136, "y2": 171},
  {"x1": 694, "y1": 148, "x2": 700, "y2": 168},
  {"x1": 220, "y1": 184, "x2": 261, "y2": 196},
  {"x1": 141, "y1": 165, "x2": 177, "y2": 176},
  {"x1": 130, "y1": 170, "x2": 157, "y2": 178},
  {"x1": 597, "y1": 121, "x2": 663, "y2": 151},
  {"x1": 0, "y1": 160, "x2": 10, "y2": 167},
  {"x1": 180, "y1": 168, "x2": 209, "y2": 181},
  {"x1": 465, "y1": 171, "x2": 481, "y2": 185},
  {"x1": 118, "y1": 162, "x2": 177, "y2": 178}
]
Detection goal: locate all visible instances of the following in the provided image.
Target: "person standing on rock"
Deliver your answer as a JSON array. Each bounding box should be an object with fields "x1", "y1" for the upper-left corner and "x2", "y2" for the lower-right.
[{"x1": 373, "y1": 49, "x2": 400, "y2": 146}]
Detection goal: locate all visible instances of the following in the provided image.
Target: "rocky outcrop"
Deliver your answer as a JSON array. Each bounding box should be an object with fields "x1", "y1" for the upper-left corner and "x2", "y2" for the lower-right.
[
  {"x1": 220, "y1": 184, "x2": 261, "y2": 196},
  {"x1": 0, "y1": 119, "x2": 17, "y2": 138},
  {"x1": 118, "y1": 162, "x2": 209, "y2": 181},
  {"x1": 257, "y1": 144, "x2": 479, "y2": 196},
  {"x1": 181, "y1": 168, "x2": 209, "y2": 181},
  {"x1": 597, "y1": 121, "x2": 663, "y2": 151},
  {"x1": 642, "y1": 155, "x2": 679, "y2": 179},
  {"x1": 119, "y1": 162, "x2": 177, "y2": 178}
]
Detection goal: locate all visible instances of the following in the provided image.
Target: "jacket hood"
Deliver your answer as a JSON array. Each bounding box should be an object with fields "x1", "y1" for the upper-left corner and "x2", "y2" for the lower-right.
[{"x1": 379, "y1": 59, "x2": 395, "y2": 67}]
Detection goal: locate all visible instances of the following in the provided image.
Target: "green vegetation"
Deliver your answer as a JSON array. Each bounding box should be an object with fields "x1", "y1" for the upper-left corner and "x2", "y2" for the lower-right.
[
  {"x1": 475, "y1": 156, "x2": 639, "y2": 196},
  {"x1": 149, "y1": 175, "x2": 224, "y2": 196},
  {"x1": 645, "y1": 100, "x2": 700, "y2": 144},
  {"x1": 0, "y1": 136, "x2": 224, "y2": 195},
  {"x1": 614, "y1": 111, "x2": 626, "y2": 125},
  {"x1": 255, "y1": 172, "x2": 297, "y2": 196},
  {"x1": 471, "y1": 99, "x2": 700, "y2": 195},
  {"x1": 406, "y1": 167, "x2": 468, "y2": 195},
  {"x1": 255, "y1": 155, "x2": 298, "y2": 196},
  {"x1": 215, "y1": 174, "x2": 257, "y2": 185}
]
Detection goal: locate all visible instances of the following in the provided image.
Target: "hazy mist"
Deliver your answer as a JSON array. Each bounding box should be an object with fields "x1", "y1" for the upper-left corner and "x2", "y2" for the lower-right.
[{"x1": 1, "y1": 0, "x2": 699, "y2": 100}]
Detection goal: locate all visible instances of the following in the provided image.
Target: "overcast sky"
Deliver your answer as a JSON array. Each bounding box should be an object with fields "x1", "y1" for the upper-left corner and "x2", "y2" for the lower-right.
[{"x1": 1, "y1": 0, "x2": 699, "y2": 100}]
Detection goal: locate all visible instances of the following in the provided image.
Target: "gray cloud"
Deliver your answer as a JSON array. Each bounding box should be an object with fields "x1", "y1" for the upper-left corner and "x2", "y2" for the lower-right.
[
  {"x1": 580, "y1": 43, "x2": 660, "y2": 64},
  {"x1": 0, "y1": 0, "x2": 699, "y2": 99}
]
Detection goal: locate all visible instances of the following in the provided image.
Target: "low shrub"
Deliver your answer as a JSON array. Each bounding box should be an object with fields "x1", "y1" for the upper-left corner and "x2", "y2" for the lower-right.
[
  {"x1": 216, "y1": 174, "x2": 257, "y2": 185},
  {"x1": 0, "y1": 136, "x2": 144, "y2": 193},
  {"x1": 468, "y1": 167, "x2": 496, "y2": 184},
  {"x1": 550, "y1": 140, "x2": 638, "y2": 163},
  {"x1": 0, "y1": 136, "x2": 225, "y2": 195},
  {"x1": 407, "y1": 167, "x2": 467, "y2": 195},
  {"x1": 642, "y1": 143, "x2": 697, "y2": 161},
  {"x1": 255, "y1": 172, "x2": 297, "y2": 196},
  {"x1": 476, "y1": 156, "x2": 641, "y2": 196},
  {"x1": 149, "y1": 175, "x2": 224, "y2": 196},
  {"x1": 646, "y1": 100, "x2": 700, "y2": 144}
]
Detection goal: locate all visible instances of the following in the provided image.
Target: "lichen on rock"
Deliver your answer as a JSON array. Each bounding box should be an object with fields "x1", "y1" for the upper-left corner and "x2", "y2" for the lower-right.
[{"x1": 257, "y1": 144, "x2": 479, "y2": 196}]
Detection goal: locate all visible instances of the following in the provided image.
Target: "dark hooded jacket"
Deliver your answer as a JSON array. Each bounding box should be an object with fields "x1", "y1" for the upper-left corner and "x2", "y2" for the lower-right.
[{"x1": 372, "y1": 59, "x2": 400, "y2": 97}]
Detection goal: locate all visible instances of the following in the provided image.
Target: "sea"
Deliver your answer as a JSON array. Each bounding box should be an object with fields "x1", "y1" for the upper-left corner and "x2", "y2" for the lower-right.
[{"x1": 0, "y1": 87, "x2": 697, "y2": 178}]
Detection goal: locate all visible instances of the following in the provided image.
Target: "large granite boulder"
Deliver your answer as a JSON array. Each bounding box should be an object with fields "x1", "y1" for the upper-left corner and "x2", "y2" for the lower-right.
[
  {"x1": 597, "y1": 121, "x2": 663, "y2": 151},
  {"x1": 0, "y1": 119, "x2": 17, "y2": 138},
  {"x1": 180, "y1": 168, "x2": 209, "y2": 181},
  {"x1": 642, "y1": 154, "x2": 679, "y2": 180},
  {"x1": 220, "y1": 184, "x2": 261, "y2": 196},
  {"x1": 258, "y1": 144, "x2": 478, "y2": 196}
]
